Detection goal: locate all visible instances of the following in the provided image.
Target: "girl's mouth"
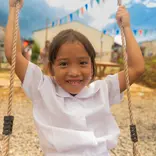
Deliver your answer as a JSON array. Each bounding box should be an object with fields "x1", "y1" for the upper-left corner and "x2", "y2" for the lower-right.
[{"x1": 67, "y1": 80, "x2": 83, "y2": 86}]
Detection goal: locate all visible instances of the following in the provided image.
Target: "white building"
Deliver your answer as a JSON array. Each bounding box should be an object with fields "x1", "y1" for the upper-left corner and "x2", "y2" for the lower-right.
[
  {"x1": 33, "y1": 21, "x2": 114, "y2": 61},
  {"x1": 141, "y1": 40, "x2": 156, "y2": 57}
]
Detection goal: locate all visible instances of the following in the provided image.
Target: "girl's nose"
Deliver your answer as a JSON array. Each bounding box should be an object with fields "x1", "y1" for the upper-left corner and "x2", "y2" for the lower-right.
[{"x1": 68, "y1": 67, "x2": 81, "y2": 77}]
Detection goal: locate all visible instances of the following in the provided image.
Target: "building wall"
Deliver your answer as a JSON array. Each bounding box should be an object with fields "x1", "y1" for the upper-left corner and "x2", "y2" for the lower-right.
[
  {"x1": 0, "y1": 26, "x2": 6, "y2": 62},
  {"x1": 141, "y1": 40, "x2": 156, "y2": 57},
  {"x1": 33, "y1": 22, "x2": 114, "y2": 61}
]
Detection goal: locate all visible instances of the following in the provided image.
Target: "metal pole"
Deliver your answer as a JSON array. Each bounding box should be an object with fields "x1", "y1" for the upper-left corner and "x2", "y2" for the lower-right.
[
  {"x1": 45, "y1": 18, "x2": 49, "y2": 42},
  {"x1": 100, "y1": 33, "x2": 103, "y2": 62}
]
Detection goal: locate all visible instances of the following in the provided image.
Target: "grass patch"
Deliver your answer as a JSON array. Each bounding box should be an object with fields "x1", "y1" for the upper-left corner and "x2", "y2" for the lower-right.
[{"x1": 138, "y1": 56, "x2": 156, "y2": 88}]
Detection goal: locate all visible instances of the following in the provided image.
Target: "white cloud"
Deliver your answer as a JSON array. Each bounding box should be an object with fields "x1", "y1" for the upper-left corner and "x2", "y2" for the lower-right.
[
  {"x1": 45, "y1": 0, "x2": 132, "y2": 30},
  {"x1": 84, "y1": 0, "x2": 131, "y2": 30},
  {"x1": 146, "y1": 2, "x2": 156, "y2": 8},
  {"x1": 135, "y1": 0, "x2": 142, "y2": 3},
  {"x1": 131, "y1": 0, "x2": 156, "y2": 8},
  {"x1": 45, "y1": 0, "x2": 89, "y2": 10},
  {"x1": 44, "y1": 0, "x2": 156, "y2": 31},
  {"x1": 45, "y1": 0, "x2": 132, "y2": 10},
  {"x1": 88, "y1": 0, "x2": 117, "y2": 30}
]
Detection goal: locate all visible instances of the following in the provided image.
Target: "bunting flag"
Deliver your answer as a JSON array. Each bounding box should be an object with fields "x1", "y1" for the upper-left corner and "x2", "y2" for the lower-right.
[
  {"x1": 49, "y1": 0, "x2": 156, "y2": 38},
  {"x1": 60, "y1": 18, "x2": 63, "y2": 25},
  {"x1": 133, "y1": 30, "x2": 137, "y2": 35},
  {"x1": 103, "y1": 28, "x2": 156, "y2": 37},
  {"x1": 139, "y1": 30, "x2": 143, "y2": 35},
  {"x1": 76, "y1": 10, "x2": 79, "y2": 17},
  {"x1": 116, "y1": 30, "x2": 120, "y2": 35},
  {"x1": 96, "y1": 0, "x2": 100, "y2": 4},
  {"x1": 70, "y1": 13, "x2": 73, "y2": 22},
  {"x1": 52, "y1": 21, "x2": 55, "y2": 27},
  {"x1": 144, "y1": 29, "x2": 148, "y2": 36},
  {"x1": 51, "y1": 0, "x2": 104, "y2": 27},
  {"x1": 90, "y1": 0, "x2": 94, "y2": 8},
  {"x1": 81, "y1": 7, "x2": 84, "y2": 14},
  {"x1": 85, "y1": 4, "x2": 88, "y2": 11}
]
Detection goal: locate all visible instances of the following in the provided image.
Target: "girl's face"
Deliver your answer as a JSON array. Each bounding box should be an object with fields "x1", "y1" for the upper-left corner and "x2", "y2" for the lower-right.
[{"x1": 53, "y1": 42, "x2": 93, "y2": 94}]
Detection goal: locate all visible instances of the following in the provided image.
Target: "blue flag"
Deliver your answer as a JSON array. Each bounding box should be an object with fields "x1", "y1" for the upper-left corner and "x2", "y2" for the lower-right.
[
  {"x1": 90, "y1": 0, "x2": 94, "y2": 8},
  {"x1": 85, "y1": 4, "x2": 88, "y2": 11},
  {"x1": 70, "y1": 14, "x2": 73, "y2": 21}
]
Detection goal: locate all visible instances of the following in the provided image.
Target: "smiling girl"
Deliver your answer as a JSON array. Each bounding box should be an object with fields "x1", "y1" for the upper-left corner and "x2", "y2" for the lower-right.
[{"x1": 5, "y1": 0, "x2": 144, "y2": 155}]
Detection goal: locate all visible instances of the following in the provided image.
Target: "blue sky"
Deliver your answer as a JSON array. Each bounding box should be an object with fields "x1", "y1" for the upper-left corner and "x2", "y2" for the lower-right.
[
  {"x1": 0, "y1": 0, "x2": 156, "y2": 42},
  {"x1": 45, "y1": 0, "x2": 156, "y2": 29}
]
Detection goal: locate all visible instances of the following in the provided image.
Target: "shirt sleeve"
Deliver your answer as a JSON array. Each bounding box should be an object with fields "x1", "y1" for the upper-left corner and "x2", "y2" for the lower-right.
[
  {"x1": 22, "y1": 62, "x2": 44, "y2": 101},
  {"x1": 105, "y1": 74, "x2": 124, "y2": 106}
]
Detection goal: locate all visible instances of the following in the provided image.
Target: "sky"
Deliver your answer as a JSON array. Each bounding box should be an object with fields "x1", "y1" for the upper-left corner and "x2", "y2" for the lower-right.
[
  {"x1": 44, "y1": 0, "x2": 156, "y2": 30},
  {"x1": 44, "y1": 0, "x2": 156, "y2": 43},
  {"x1": 45, "y1": 0, "x2": 131, "y2": 30},
  {"x1": 0, "y1": 0, "x2": 156, "y2": 42}
]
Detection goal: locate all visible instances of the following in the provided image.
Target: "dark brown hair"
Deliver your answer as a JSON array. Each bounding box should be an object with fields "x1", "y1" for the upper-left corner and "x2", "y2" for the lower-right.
[{"x1": 48, "y1": 29, "x2": 96, "y2": 79}]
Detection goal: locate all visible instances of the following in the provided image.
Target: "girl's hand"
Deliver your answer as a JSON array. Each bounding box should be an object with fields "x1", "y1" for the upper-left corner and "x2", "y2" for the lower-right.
[
  {"x1": 116, "y1": 6, "x2": 130, "y2": 28},
  {"x1": 9, "y1": 0, "x2": 24, "y2": 9}
]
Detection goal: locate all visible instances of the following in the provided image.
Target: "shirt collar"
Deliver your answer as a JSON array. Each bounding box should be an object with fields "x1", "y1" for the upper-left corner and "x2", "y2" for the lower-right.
[{"x1": 54, "y1": 80, "x2": 100, "y2": 99}]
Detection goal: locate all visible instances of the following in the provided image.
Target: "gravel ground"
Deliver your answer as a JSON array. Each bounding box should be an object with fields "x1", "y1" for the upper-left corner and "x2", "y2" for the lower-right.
[{"x1": 0, "y1": 73, "x2": 156, "y2": 156}]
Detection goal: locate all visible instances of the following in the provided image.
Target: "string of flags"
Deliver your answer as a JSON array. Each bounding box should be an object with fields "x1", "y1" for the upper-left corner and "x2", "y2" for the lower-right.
[
  {"x1": 103, "y1": 28, "x2": 156, "y2": 37},
  {"x1": 50, "y1": 0, "x2": 156, "y2": 37},
  {"x1": 51, "y1": 0, "x2": 105, "y2": 27}
]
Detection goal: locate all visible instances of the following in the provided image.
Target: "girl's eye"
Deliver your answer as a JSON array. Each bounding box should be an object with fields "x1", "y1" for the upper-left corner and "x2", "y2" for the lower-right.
[
  {"x1": 59, "y1": 62, "x2": 68, "y2": 67},
  {"x1": 80, "y1": 61, "x2": 88, "y2": 65}
]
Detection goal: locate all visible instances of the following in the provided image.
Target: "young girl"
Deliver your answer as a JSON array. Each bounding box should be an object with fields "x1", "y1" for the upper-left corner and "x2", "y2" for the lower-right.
[{"x1": 6, "y1": 0, "x2": 144, "y2": 155}]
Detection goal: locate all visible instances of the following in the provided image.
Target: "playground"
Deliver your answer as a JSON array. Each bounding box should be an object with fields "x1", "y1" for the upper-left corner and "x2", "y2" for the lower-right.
[
  {"x1": 0, "y1": 67, "x2": 156, "y2": 156},
  {"x1": 0, "y1": 0, "x2": 156, "y2": 155}
]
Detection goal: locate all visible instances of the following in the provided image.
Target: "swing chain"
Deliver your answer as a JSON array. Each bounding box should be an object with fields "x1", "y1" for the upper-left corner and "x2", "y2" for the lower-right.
[
  {"x1": 117, "y1": 0, "x2": 141, "y2": 155},
  {"x1": 2, "y1": 0, "x2": 20, "y2": 156}
]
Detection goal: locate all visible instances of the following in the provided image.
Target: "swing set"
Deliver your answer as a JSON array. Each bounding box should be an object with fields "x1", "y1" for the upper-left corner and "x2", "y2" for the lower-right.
[{"x1": 1, "y1": 0, "x2": 141, "y2": 155}]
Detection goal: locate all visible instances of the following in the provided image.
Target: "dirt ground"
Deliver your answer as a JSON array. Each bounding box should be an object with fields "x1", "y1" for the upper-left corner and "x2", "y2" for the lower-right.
[{"x1": 0, "y1": 69, "x2": 156, "y2": 156}]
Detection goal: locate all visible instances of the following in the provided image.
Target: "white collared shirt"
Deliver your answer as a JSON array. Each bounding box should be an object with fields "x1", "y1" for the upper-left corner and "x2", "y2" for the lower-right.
[{"x1": 22, "y1": 62, "x2": 123, "y2": 156}]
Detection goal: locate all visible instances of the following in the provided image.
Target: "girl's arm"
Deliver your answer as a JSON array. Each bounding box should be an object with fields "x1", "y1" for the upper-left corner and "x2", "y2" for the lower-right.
[
  {"x1": 116, "y1": 6, "x2": 145, "y2": 92},
  {"x1": 5, "y1": 0, "x2": 28, "y2": 83}
]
